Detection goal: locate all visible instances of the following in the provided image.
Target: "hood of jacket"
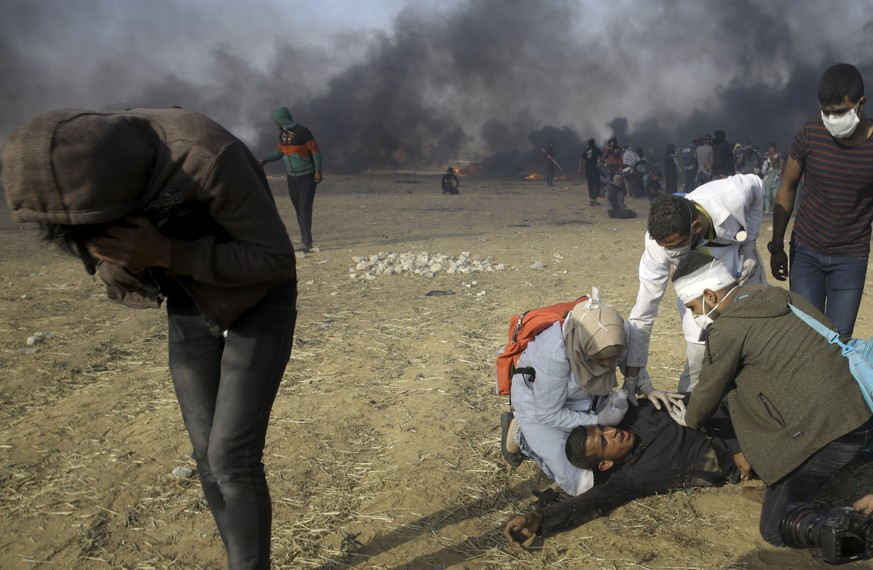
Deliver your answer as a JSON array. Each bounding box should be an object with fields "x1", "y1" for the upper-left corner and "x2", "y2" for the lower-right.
[
  {"x1": 2, "y1": 109, "x2": 161, "y2": 225},
  {"x1": 271, "y1": 107, "x2": 296, "y2": 130},
  {"x1": 716, "y1": 285, "x2": 792, "y2": 321}
]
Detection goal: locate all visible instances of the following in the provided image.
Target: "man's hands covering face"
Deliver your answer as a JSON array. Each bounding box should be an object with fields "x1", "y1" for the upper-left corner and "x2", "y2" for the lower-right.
[{"x1": 86, "y1": 217, "x2": 171, "y2": 271}]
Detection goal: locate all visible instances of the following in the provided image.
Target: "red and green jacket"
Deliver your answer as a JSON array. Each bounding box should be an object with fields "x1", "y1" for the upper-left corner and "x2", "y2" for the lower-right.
[{"x1": 262, "y1": 107, "x2": 322, "y2": 176}]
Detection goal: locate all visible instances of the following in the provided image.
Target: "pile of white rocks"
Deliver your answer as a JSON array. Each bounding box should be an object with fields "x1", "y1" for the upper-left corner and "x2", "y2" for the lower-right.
[{"x1": 349, "y1": 251, "x2": 508, "y2": 280}]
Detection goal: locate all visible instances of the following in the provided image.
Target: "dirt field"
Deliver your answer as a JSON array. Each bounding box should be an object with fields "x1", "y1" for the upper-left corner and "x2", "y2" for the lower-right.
[{"x1": 2, "y1": 173, "x2": 873, "y2": 569}]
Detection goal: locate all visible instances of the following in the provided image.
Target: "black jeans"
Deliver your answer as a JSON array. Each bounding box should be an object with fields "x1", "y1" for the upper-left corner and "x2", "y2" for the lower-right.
[
  {"x1": 286, "y1": 173, "x2": 317, "y2": 249},
  {"x1": 167, "y1": 279, "x2": 297, "y2": 569},
  {"x1": 585, "y1": 172, "x2": 601, "y2": 200}
]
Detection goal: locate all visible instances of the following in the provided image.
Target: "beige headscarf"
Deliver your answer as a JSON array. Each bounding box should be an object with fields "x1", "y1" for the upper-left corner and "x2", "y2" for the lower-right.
[{"x1": 563, "y1": 300, "x2": 626, "y2": 396}]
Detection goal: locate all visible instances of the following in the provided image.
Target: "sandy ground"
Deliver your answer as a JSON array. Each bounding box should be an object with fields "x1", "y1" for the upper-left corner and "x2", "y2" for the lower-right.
[{"x1": 2, "y1": 173, "x2": 873, "y2": 569}]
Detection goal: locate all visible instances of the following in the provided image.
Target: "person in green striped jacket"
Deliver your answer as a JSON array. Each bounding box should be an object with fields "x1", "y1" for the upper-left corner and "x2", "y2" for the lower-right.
[{"x1": 260, "y1": 107, "x2": 323, "y2": 252}]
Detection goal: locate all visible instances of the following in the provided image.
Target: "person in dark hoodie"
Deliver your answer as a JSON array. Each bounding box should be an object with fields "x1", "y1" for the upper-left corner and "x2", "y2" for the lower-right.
[
  {"x1": 710, "y1": 129, "x2": 735, "y2": 179},
  {"x1": 259, "y1": 107, "x2": 322, "y2": 252},
  {"x1": 579, "y1": 138, "x2": 603, "y2": 206},
  {"x1": 2, "y1": 108, "x2": 298, "y2": 569},
  {"x1": 668, "y1": 250, "x2": 873, "y2": 547}
]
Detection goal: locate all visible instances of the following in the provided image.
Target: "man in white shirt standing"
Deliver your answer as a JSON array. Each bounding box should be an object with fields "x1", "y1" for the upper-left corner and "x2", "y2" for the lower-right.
[{"x1": 622, "y1": 174, "x2": 765, "y2": 394}]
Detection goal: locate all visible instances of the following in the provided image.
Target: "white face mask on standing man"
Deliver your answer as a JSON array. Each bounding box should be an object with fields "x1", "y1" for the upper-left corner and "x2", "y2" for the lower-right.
[
  {"x1": 822, "y1": 101, "x2": 861, "y2": 139},
  {"x1": 663, "y1": 201, "x2": 704, "y2": 259}
]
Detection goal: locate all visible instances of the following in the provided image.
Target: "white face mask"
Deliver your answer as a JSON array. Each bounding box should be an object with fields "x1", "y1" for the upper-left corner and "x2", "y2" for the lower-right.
[
  {"x1": 692, "y1": 286, "x2": 738, "y2": 329},
  {"x1": 821, "y1": 102, "x2": 861, "y2": 139},
  {"x1": 664, "y1": 204, "x2": 704, "y2": 258},
  {"x1": 665, "y1": 243, "x2": 692, "y2": 259},
  {"x1": 693, "y1": 309, "x2": 715, "y2": 330},
  {"x1": 665, "y1": 234, "x2": 705, "y2": 259}
]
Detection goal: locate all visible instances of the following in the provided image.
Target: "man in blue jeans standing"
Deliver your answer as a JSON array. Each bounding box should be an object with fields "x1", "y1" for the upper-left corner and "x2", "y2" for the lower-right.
[{"x1": 769, "y1": 63, "x2": 873, "y2": 336}]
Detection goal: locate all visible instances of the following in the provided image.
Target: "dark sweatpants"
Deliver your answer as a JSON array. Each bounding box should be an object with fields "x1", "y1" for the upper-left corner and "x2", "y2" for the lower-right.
[
  {"x1": 286, "y1": 173, "x2": 316, "y2": 249},
  {"x1": 585, "y1": 173, "x2": 601, "y2": 200}
]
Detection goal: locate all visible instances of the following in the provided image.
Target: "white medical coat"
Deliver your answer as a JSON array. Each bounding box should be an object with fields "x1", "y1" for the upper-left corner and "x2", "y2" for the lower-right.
[{"x1": 626, "y1": 173, "x2": 765, "y2": 368}]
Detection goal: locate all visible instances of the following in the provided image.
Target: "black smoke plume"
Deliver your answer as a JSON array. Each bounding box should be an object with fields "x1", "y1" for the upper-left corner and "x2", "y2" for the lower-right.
[{"x1": 2, "y1": 0, "x2": 873, "y2": 174}]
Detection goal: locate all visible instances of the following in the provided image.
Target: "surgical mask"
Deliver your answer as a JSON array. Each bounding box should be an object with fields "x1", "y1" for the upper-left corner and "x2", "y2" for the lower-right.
[
  {"x1": 665, "y1": 234, "x2": 704, "y2": 259},
  {"x1": 693, "y1": 310, "x2": 715, "y2": 330},
  {"x1": 665, "y1": 243, "x2": 692, "y2": 259},
  {"x1": 693, "y1": 285, "x2": 738, "y2": 329},
  {"x1": 821, "y1": 102, "x2": 861, "y2": 139},
  {"x1": 665, "y1": 201, "x2": 705, "y2": 258}
]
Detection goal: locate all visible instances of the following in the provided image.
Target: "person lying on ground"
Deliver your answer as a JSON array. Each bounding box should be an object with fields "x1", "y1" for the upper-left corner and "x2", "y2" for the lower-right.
[{"x1": 503, "y1": 397, "x2": 748, "y2": 547}]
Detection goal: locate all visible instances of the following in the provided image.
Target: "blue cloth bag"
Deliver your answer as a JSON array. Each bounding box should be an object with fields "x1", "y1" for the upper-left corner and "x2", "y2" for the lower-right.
[{"x1": 789, "y1": 304, "x2": 873, "y2": 412}]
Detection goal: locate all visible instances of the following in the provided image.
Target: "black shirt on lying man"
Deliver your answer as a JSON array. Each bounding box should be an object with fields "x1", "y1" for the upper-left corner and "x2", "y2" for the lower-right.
[{"x1": 504, "y1": 398, "x2": 742, "y2": 545}]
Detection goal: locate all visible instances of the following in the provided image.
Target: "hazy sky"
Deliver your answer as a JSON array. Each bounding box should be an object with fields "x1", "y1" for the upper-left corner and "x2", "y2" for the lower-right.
[{"x1": 2, "y1": 0, "x2": 872, "y2": 172}]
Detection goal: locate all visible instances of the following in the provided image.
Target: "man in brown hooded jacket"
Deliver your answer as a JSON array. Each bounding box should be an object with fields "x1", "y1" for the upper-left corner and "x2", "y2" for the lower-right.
[{"x1": 2, "y1": 108, "x2": 297, "y2": 569}]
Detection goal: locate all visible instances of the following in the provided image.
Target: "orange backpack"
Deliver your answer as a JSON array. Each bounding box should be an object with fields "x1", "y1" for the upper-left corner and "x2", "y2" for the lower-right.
[{"x1": 495, "y1": 295, "x2": 588, "y2": 395}]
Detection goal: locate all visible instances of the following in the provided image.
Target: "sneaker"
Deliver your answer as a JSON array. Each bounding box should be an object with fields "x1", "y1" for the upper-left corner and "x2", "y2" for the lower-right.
[
  {"x1": 590, "y1": 199, "x2": 601, "y2": 206},
  {"x1": 500, "y1": 412, "x2": 525, "y2": 468}
]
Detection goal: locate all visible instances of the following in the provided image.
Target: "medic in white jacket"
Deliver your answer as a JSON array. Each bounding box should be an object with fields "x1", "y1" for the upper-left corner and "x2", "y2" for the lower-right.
[{"x1": 625, "y1": 173, "x2": 766, "y2": 392}]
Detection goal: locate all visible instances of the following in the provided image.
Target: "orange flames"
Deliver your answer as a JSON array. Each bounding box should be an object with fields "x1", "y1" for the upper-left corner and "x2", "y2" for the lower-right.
[
  {"x1": 455, "y1": 163, "x2": 482, "y2": 177},
  {"x1": 524, "y1": 173, "x2": 572, "y2": 181}
]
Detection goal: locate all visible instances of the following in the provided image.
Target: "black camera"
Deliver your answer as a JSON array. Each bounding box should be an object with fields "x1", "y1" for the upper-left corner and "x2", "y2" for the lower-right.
[{"x1": 780, "y1": 502, "x2": 873, "y2": 565}]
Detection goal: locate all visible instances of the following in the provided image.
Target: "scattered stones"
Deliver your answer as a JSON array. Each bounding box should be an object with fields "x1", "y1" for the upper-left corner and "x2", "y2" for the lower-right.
[
  {"x1": 529, "y1": 260, "x2": 544, "y2": 270},
  {"x1": 26, "y1": 332, "x2": 53, "y2": 346},
  {"x1": 349, "y1": 251, "x2": 508, "y2": 280},
  {"x1": 171, "y1": 466, "x2": 194, "y2": 479}
]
